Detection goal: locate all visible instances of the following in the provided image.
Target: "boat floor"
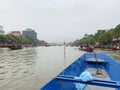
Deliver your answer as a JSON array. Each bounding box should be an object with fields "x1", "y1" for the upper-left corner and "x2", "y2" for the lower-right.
[{"x1": 85, "y1": 68, "x2": 115, "y2": 90}]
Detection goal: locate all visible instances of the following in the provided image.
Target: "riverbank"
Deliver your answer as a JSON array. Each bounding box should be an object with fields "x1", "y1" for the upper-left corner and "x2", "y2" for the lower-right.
[{"x1": 95, "y1": 48, "x2": 120, "y2": 62}]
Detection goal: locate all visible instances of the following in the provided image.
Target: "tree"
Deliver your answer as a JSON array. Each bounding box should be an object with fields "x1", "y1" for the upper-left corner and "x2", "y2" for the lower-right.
[
  {"x1": 94, "y1": 30, "x2": 106, "y2": 42},
  {"x1": 0, "y1": 34, "x2": 6, "y2": 42},
  {"x1": 98, "y1": 31, "x2": 112, "y2": 45},
  {"x1": 71, "y1": 24, "x2": 120, "y2": 46},
  {"x1": 71, "y1": 39, "x2": 81, "y2": 46},
  {"x1": 5, "y1": 34, "x2": 16, "y2": 42},
  {"x1": 114, "y1": 24, "x2": 120, "y2": 38}
]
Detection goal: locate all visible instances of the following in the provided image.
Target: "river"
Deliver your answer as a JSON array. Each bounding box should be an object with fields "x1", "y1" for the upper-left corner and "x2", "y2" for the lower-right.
[
  {"x1": 0, "y1": 46, "x2": 84, "y2": 90},
  {"x1": 0, "y1": 46, "x2": 120, "y2": 90}
]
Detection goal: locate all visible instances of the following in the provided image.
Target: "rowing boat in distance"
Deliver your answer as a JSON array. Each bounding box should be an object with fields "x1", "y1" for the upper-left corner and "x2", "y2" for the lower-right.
[
  {"x1": 79, "y1": 45, "x2": 94, "y2": 52},
  {"x1": 40, "y1": 53, "x2": 120, "y2": 90},
  {"x1": 7, "y1": 43, "x2": 23, "y2": 50},
  {"x1": 8, "y1": 46, "x2": 23, "y2": 50}
]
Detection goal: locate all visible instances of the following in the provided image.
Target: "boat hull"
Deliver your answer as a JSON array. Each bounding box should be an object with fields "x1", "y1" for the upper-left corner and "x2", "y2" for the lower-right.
[
  {"x1": 8, "y1": 45, "x2": 23, "y2": 50},
  {"x1": 9, "y1": 47, "x2": 23, "y2": 50},
  {"x1": 40, "y1": 53, "x2": 120, "y2": 90}
]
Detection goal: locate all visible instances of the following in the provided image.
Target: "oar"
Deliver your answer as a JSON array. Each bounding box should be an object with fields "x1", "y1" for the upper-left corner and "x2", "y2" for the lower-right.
[
  {"x1": 56, "y1": 75, "x2": 120, "y2": 88},
  {"x1": 93, "y1": 51, "x2": 99, "y2": 71}
]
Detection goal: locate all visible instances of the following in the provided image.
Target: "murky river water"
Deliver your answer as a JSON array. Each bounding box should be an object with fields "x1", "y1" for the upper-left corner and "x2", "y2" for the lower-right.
[
  {"x1": 0, "y1": 46, "x2": 84, "y2": 90},
  {"x1": 0, "y1": 47, "x2": 120, "y2": 90}
]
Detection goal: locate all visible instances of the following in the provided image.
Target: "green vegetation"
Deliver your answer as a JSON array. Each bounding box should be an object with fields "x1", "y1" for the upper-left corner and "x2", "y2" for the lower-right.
[
  {"x1": 71, "y1": 24, "x2": 120, "y2": 46},
  {"x1": 0, "y1": 34, "x2": 47, "y2": 46}
]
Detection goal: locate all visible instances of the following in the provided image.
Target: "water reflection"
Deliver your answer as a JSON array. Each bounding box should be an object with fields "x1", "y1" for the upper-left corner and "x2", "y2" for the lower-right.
[{"x1": 64, "y1": 46, "x2": 66, "y2": 67}]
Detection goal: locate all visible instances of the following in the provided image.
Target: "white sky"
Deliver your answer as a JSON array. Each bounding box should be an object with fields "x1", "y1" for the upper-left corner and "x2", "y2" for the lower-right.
[{"x1": 0, "y1": 0, "x2": 120, "y2": 43}]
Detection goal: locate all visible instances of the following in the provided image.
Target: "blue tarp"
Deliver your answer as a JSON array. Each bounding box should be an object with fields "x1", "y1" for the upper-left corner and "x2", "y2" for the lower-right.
[{"x1": 74, "y1": 71, "x2": 93, "y2": 90}]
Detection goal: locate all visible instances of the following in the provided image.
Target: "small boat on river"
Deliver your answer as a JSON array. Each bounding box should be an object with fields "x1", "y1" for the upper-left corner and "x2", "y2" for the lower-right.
[
  {"x1": 8, "y1": 46, "x2": 23, "y2": 50},
  {"x1": 40, "y1": 53, "x2": 120, "y2": 90},
  {"x1": 7, "y1": 44, "x2": 23, "y2": 50},
  {"x1": 79, "y1": 45, "x2": 94, "y2": 52}
]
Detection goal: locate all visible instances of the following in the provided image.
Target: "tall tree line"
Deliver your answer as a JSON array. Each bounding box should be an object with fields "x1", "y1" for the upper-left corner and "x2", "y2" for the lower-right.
[
  {"x1": 0, "y1": 34, "x2": 47, "y2": 45},
  {"x1": 71, "y1": 24, "x2": 120, "y2": 46}
]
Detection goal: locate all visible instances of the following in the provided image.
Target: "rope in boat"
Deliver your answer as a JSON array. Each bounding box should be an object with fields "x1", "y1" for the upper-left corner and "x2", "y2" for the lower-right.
[{"x1": 92, "y1": 51, "x2": 107, "y2": 78}]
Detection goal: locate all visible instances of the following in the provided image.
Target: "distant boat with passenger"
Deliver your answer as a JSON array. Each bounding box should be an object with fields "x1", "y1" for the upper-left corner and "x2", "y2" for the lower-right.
[
  {"x1": 79, "y1": 45, "x2": 94, "y2": 52},
  {"x1": 7, "y1": 43, "x2": 23, "y2": 50},
  {"x1": 8, "y1": 46, "x2": 23, "y2": 50}
]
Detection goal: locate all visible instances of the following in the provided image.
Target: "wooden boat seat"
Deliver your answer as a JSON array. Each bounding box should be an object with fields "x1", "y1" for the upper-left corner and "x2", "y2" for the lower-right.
[
  {"x1": 85, "y1": 57, "x2": 108, "y2": 64},
  {"x1": 85, "y1": 59, "x2": 108, "y2": 63}
]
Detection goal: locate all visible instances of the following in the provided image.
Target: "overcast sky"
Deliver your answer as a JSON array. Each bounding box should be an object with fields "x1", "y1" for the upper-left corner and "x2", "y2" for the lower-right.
[{"x1": 0, "y1": 0, "x2": 120, "y2": 43}]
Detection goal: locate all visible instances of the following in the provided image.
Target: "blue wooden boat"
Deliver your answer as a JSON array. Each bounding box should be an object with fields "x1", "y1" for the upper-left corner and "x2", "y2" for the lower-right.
[{"x1": 40, "y1": 53, "x2": 120, "y2": 90}]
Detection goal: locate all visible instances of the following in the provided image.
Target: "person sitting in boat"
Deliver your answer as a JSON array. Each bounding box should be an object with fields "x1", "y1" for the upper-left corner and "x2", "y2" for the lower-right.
[
  {"x1": 80, "y1": 45, "x2": 83, "y2": 50},
  {"x1": 86, "y1": 44, "x2": 91, "y2": 51},
  {"x1": 82, "y1": 46, "x2": 86, "y2": 51},
  {"x1": 90, "y1": 45, "x2": 94, "y2": 50},
  {"x1": 116, "y1": 45, "x2": 120, "y2": 50},
  {"x1": 17, "y1": 43, "x2": 22, "y2": 48},
  {"x1": 12, "y1": 42, "x2": 17, "y2": 47}
]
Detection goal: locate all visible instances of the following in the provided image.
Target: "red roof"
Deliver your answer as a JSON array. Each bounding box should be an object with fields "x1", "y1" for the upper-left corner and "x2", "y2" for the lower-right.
[{"x1": 11, "y1": 31, "x2": 21, "y2": 36}]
